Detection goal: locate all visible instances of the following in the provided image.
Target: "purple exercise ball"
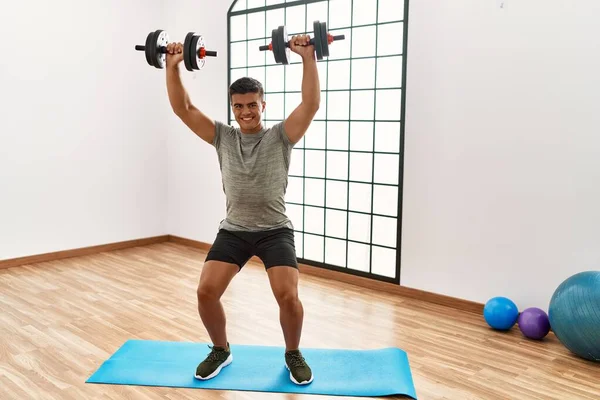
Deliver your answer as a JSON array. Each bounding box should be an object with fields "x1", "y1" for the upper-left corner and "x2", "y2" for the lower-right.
[{"x1": 518, "y1": 307, "x2": 551, "y2": 340}]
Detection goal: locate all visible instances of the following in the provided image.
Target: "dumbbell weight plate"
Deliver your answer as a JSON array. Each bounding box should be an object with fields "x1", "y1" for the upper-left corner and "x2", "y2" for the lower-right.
[
  {"x1": 153, "y1": 30, "x2": 169, "y2": 69},
  {"x1": 191, "y1": 35, "x2": 207, "y2": 70},
  {"x1": 271, "y1": 28, "x2": 281, "y2": 64},
  {"x1": 149, "y1": 30, "x2": 162, "y2": 69},
  {"x1": 313, "y1": 21, "x2": 324, "y2": 61},
  {"x1": 320, "y1": 22, "x2": 329, "y2": 58},
  {"x1": 148, "y1": 31, "x2": 159, "y2": 68},
  {"x1": 278, "y1": 26, "x2": 291, "y2": 65},
  {"x1": 183, "y1": 32, "x2": 195, "y2": 71},
  {"x1": 144, "y1": 31, "x2": 155, "y2": 67}
]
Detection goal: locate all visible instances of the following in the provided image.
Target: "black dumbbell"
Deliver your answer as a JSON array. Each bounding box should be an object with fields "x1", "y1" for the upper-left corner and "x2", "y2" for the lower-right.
[
  {"x1": 135, "y1": 30, "x2": 217, "y2": 70},
  {"x1": 259, "y1": 20, "x2": 345, "y2": 64}
]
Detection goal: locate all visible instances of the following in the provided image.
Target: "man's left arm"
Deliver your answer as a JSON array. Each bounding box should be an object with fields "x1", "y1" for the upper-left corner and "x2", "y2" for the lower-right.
[{"x1": 284, "y1": 35, "x2": 321, "y2": 145}]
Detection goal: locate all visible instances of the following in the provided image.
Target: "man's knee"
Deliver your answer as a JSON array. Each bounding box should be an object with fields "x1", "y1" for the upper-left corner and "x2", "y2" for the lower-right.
[
  {"x1": 273, "y1": 286, "x2": 299, "y2": 307},
  {"x1": 196, "y1": 260, "x2": 239, "y2": 306},
  {"x1": 197, "y1": 283, "x2": 221, "y2": 304}
]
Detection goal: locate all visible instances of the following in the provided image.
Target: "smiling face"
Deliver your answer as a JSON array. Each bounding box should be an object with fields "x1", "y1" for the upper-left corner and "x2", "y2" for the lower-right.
[
  {"x1": 231, "y1": 92, "x2": 266, "y2": 134},
  {"x1": 229, "y1": 77, "x2": 266, "y2": 134}
]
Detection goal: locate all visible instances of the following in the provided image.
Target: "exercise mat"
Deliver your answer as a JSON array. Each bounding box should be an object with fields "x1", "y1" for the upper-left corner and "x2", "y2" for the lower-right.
[{"x1": 87, "y1": 339, "x2": 417, "y2": 398}]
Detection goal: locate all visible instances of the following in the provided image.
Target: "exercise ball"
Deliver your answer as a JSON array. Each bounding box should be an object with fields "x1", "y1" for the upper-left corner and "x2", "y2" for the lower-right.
[
  {"x1": 483, "y1": 297, "x2": 519, "y2": 330},
  {"x1": 548, "y1": 271, "x2": 600, "y2": 362},
  {"x1": 517, "y1": 307, "x2": 550, "y2": 340}
]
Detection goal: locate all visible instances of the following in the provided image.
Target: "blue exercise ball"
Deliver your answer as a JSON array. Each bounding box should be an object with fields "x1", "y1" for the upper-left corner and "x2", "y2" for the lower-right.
[
  {"x1": 483, "y1": 296, "x2": 519, "y2": 330},
  {"x1": 548, "y1": 271, "x2": 600, "y2": 362}
]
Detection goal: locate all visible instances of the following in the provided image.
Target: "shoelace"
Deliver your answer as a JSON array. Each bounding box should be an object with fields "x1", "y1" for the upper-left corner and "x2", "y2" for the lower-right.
[
  {"x1": 206, "y1": 345, "x2": 227, "y2": 362},
  {"x1": 287, "y1": 352, "x2": 306, "y2": 368}
]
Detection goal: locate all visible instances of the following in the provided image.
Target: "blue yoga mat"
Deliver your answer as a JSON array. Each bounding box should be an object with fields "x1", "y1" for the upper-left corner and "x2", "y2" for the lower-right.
[{"x1": 86, "y1": 340, "x2": 417, "y2": 398}]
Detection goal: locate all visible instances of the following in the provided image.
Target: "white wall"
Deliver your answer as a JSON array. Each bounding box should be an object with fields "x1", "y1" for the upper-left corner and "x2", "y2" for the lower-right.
[
  {"x1": 401, "y1": 0, "x2": 600, "y2": 310},
  {"x1": 164, "y1": 0, "x2": 231, "y2": 244},
  {"x1": 0, "y1": 0, "x2": 169, "y2": 260}
]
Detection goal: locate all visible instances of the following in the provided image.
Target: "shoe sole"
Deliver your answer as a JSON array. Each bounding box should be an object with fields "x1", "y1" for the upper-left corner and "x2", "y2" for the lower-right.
[
  {"x1": 194, "y1": 354, "x2": 233, "y2": 380},
  {"x1": 285, "y1": 363, "x2": 314, "y2": 385}
]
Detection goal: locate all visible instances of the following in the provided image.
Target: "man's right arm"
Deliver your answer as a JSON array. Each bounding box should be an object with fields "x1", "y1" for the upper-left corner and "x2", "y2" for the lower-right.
[{"x1": 165, "y1": 47, "x2": 215, "y2": 144}]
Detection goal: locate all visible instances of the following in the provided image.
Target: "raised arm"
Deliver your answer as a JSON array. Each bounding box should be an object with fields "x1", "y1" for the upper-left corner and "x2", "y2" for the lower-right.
[
  {"x1": 284, "y1": 35, "x2": 321, "y2": 144},
  {"x1": 165, "y1": 42, "x2": 215, "y2": 144}
]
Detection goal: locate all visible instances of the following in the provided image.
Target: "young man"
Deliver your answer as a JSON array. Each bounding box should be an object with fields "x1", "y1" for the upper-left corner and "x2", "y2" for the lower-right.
[{"x1": 165, "y1": 34, "x2": 320, "y2": 385}]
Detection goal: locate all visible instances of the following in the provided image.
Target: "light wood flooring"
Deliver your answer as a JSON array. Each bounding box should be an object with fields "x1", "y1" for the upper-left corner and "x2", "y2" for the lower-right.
[{"x1": 1, "y1": 242, "x2": 598, "y2": 399}]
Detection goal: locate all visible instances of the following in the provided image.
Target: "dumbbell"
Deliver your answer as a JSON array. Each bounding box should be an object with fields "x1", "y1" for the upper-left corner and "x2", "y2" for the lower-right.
[
  {"x1": 135, "y1": 30, "x2": 217, "y2": 71},
  {"x1": 259, "y1": 20, "x2": 345, "y2": 65}
]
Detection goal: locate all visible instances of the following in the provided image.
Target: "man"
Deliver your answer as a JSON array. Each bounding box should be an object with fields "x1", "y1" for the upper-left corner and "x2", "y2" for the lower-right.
[{"x1": 164, "y1": 33, "x2": 320, "y2": 386}]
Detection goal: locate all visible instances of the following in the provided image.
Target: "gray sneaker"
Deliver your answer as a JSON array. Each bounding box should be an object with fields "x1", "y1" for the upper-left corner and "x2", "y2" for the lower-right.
[
  {"x1": 285, "y1": 349, "x2": 313, "y2": 385},
  {"x1": 195, "y1": 343, "x2": 233, "y2": 380}
]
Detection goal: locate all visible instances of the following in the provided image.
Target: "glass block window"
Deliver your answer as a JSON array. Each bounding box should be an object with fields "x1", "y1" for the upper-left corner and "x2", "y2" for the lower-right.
[{"x1": 227, "y1": 0, "x2": 408, "y2": 284}]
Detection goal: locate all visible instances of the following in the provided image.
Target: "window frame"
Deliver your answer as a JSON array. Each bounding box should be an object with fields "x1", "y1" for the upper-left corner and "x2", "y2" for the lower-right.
[{"x1": 227, "y1": 0, "x2": 409, "y2": 285}]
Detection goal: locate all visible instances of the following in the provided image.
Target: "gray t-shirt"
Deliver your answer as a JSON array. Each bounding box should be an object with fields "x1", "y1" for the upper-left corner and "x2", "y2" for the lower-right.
[{"x1": 212, "y1": 120, "x2": 295, "y2": 232}]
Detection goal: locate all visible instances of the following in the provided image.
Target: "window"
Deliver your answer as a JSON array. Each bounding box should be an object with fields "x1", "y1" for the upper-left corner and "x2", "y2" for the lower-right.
[{"x1": 227, "y1": 0, "x2": 408, "y2": 284}]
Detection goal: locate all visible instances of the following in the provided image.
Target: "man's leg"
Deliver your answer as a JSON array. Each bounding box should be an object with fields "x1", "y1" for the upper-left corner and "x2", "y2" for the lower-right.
[
  {"x1": 195, "y1": 229, "x2": 252, "y2": 380},
  {"x1": 197, "y1": 260, "x2": 239, "y2": 348},
  {"x1": 266, "y1": 266, "x2": 303, "y2": 351},
  {"x1": 267, "y1": 266, "x2": 313, "y2": 384},
  {"x1": 256, "y1": 228, "x2": 313, "y2": 385}
]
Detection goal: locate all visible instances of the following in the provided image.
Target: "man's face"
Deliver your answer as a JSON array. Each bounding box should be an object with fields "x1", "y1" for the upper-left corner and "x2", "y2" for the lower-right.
[{"x1": 231, "y1": 92, "x2": 266, "y2": 133}]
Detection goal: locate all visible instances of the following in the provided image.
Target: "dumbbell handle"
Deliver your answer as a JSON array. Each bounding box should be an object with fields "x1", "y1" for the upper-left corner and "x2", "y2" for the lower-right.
[
  {"x1": 259, "y1": 34, "x2": 345, "y2": 51},
  {"x1": 328, "y1": 34, "x2": 346, "y2": 42},
  {"x1": 134, "y1": 45, "x2": 217, "y2": 57}
]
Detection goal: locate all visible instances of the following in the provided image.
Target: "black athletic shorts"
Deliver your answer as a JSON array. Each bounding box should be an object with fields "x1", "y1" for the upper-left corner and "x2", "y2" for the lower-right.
[{"x1": 205, "y1": 227, "x2": 298, "y2": 270}]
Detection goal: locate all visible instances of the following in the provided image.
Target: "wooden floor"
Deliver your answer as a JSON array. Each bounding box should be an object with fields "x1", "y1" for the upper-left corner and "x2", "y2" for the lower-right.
[{"x1": 1, "y1": 243, "x2": 598, "y2": 400}]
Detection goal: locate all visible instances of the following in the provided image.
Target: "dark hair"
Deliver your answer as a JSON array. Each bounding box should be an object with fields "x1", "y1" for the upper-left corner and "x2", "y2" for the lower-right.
[{"x1": 229, "y1": 77, "x2": 264, "y2": 102}]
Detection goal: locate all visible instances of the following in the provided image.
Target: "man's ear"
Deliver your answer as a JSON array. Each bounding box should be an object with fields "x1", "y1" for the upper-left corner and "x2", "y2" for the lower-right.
[{"x1": 262, "y1": 101, "x2": 266, "y2": 111}]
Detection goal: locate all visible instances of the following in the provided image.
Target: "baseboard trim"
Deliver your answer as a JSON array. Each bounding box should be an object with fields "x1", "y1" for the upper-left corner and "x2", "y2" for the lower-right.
[
  {"x1": 0, "y1": 235, "x2": 170, "y2": 270},
  {"x1": 168, "y1": 235, "x2": 212, "y2": 252},
  {"x1": 0, "y1": 234, "x2": 483, "y2": 315},
  {"x1": 296, "y1": 262, "x2": 484, "y2": 314}
]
